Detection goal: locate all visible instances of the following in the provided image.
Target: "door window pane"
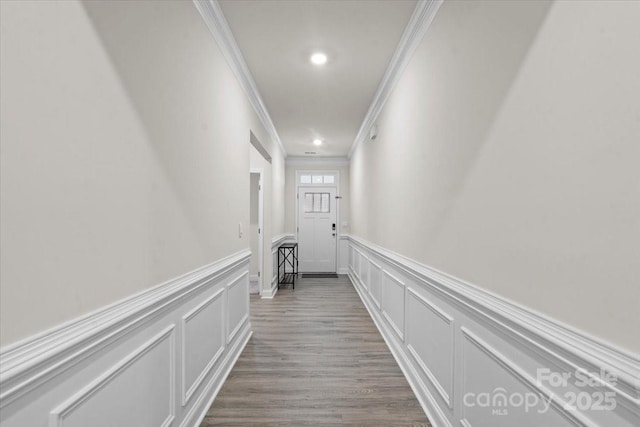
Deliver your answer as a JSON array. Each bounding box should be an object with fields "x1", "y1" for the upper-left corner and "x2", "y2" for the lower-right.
[
  {"x1": 304, "y1": 192, "x2": 331, "y2": 213},
  {"x1": 321, "y1": 193, "x2": 330, "y2": 212},
  {"x1": 298, "y1": 172, "x2": 337, "y2": 186},
  {"x1": 304, "y1": 193, "x2": 313, "y2": 212}
]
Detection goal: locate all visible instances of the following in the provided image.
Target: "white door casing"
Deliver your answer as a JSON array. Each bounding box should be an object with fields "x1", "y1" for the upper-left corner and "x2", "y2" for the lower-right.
[
  {"x1": 297, "y1": 186, "x2": 337, "y2": 272},
  {"x1": 250, "y1": 169, "x2": 264, "y2": 295}
]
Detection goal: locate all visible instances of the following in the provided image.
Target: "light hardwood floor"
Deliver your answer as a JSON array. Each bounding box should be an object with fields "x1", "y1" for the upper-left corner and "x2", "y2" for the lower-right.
[{"x1": 201, "y1": 275, "x2": 430, "y2": 426}]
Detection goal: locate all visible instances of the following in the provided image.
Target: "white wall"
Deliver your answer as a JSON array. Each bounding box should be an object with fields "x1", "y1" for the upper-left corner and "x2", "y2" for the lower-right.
[
  {"x1": 0, "y1": 1, "x2": 280, "y2": 425},
  {"x1": 0, "y1": 0, "x2": 279, "y2": 347},
  {"x1": 350, "y1": 0, "x2": 640, "y2": 354},
  {"x1": 271, "y1": 148, "x2": 286, "y2": 239},
  {"x1": 249, "y1": 173, "x2": 260, "y2": 279}
]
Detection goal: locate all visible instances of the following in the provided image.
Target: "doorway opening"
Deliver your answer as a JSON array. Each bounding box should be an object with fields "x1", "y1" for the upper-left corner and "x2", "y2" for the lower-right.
[{"x1": 249, "y1": 170, "x2": 263, "y2": 295}]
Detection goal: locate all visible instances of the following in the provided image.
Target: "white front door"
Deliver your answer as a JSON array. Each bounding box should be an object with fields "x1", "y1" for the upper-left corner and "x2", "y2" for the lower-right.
[{"x1": 298, "y1": 187, "x2": 337, "y2": 272}]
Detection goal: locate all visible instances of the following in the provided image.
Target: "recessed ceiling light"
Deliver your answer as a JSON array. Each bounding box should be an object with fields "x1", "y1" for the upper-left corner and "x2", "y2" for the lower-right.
[
  {"x1": 310, "y1": 52, "x2": 327, "y2": 65},
  {"x1": 313, "y1": 139, "x2": 323, "y2": 146}
]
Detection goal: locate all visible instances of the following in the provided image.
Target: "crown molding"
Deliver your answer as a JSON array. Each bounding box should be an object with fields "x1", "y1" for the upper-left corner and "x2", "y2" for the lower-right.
[
  {"x1": 286, "y1": 156, "x2": 350, "y2": 167},
  {"x1": 348, "y1": 0, "x2": 443, "y2": 159},
  {"x1": 193, "y1": 0, "x2": 287, "y2": 158}
]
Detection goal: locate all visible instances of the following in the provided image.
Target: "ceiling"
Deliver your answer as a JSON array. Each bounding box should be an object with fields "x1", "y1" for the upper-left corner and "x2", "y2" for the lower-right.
[{"x1": 219, "y1": 0, "x2": 417, "y2": 157}]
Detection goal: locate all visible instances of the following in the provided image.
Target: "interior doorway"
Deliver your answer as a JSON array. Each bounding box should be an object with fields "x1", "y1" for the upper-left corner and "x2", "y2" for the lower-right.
[{"x1": 249, "y1": 170, "x2": 263, "y2": 295}]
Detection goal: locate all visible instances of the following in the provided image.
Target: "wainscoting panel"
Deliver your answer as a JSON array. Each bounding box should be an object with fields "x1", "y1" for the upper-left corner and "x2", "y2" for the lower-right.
[
  {"x1": 338, "y1": 235, "x2": 350, "y2": 275},
  {"x1": 460, "y1": 327, "x2": 579, "y2": 427},
  {"x1": 406, "y1": 288, "x2": 454, "y2": 410},
  {"x1": 360, "y1": 254, "x2": 369, "y2": 291},
  {"x1": 347, "y1": 235, "x2": 639, "y2": 427},
  {"x1": 348, "y1": 245, "x2": 354, "y2": 271},
  {"x1": 226, "y1": 272, "x2": 249, "y2": 344},
  {"x1": 354, "y1": 248, "x2": 361, "y2": 280},
  {"x1": 50, "y1": 326, "x2": 176, "y2": 427},
  {"x1": 0, "y1": 250, "x2": 252, "y2": 427},
  {"x1": 181, "y1": 288, "x2": 225, "y2": 406},
  {"x1": 369, "y1": 260, "x2": 383, "y2": 309},
  {"x1": 381, "y1": 270, "x2": 406, "y2": 341}
]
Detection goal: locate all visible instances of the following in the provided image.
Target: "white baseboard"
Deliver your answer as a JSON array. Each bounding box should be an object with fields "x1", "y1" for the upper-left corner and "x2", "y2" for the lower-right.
[
  {"x1": 350, "y1": 273, "x2": 448, "y2": 427},
  {"x1": 0, "y1": 250, "x2": 252, "y2": 427},
  {"x1": 261, "y1": 279, "x2": 279, "y2": 299},
  {"x1": 347, "y1": 236, "x2": 639, "y2": 427},
  {"x1": 185, "y1": 326, "x2": 252, "y2": 427}
]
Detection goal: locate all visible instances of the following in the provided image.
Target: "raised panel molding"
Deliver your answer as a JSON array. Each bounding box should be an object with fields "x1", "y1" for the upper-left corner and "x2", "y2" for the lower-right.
[
  {"x1": 381, "y1": 270, "x2": 406, "y2": 341},
  {"x1": 349, "y1": 257, "x2": 450, "y2": 427},
  {"x1": 0, "y1": 251, "x2": 253, "y2": 427},
  {"x1": 369, "y1": 260, "x2": 383, "y2": 309},
  {"x1": 406, "y1": 288, "x2": 454, "y2": 409},
  {"x1": 180, "y1": 325, "x2": 252, "y2": 427},
  {"x1": 50, "y1": 325, "x2": 176, "y2": 427},
  {"x1": 226, "y1": 272, "x2": 249, "y2": 344},
  {"x1": 460, "y1": 327, "x2": 584, "y2": 427},
  {"x1": 348, "y1": 246, "x2": 354, "y2": 270},
  {"x1": 181, "y1": 288, "x2": 225, "y2": 406},
  {"x1": 360, "y1": 254, "x2": 370, "y2": 291},
  {"x1": 346, "y1": 236, "x2": 639, "y2": 427}
]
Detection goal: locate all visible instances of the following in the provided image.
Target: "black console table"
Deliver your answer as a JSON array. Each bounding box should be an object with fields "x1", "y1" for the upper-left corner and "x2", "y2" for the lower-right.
[{"x1": 277, "y1": 243, "x2": 298, "y2": 289}]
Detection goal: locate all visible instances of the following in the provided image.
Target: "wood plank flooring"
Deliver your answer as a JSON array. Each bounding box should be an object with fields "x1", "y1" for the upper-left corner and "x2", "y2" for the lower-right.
[{"x1": 201, "y1": 275, "x2": 430, "y2": 426}]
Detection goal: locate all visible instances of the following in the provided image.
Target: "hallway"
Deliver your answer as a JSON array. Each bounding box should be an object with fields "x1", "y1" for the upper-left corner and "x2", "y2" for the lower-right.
[
  {"x1": 1, "y1": 1, "x2": 638, "y2": 426},
  {"x1": 201, "y1": 276, "x2": 429, "y2": 426}
]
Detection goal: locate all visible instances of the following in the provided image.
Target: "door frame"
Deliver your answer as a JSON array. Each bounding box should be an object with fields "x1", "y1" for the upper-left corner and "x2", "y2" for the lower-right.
[
  {"x1": 295, "y1": 170, "x2": 340, "y2": 273},
  {"x1": 250, "y1": 169, "x2": 264, "y2": 296}
]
